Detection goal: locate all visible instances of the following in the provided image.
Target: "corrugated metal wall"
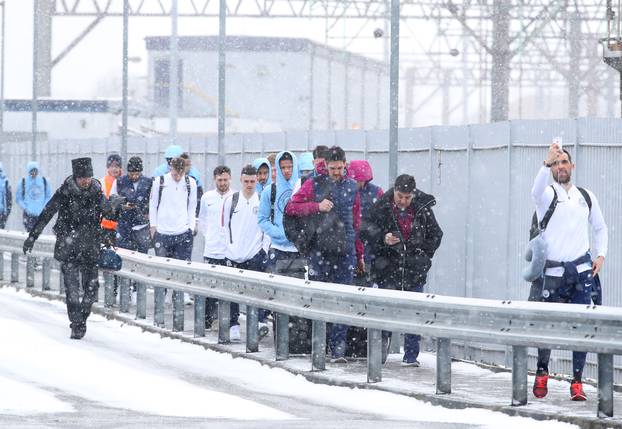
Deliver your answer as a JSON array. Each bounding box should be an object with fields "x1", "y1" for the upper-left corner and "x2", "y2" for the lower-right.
[{"x1": 2, "y1": 117, "x2": 620, "y2": 380}]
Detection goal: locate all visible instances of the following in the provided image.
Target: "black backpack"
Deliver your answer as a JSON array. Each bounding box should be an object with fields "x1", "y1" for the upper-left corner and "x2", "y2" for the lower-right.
[
  {"x1": 157, "y1": 175, "x2": 191, "y2": 210},
  {"x1": 529, "y1": 185, "x2": 592, "y2": 240}
]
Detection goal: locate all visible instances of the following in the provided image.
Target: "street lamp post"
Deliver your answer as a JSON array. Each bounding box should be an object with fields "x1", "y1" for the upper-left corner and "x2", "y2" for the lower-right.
[{"x1": 0, "y1": 1, "x2": 6, "y2": 137}]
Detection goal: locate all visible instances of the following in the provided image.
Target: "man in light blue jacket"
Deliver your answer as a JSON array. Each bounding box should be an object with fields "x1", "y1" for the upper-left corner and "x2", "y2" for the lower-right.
[
  {"x1": 258, "y1": 151, "x2": 311, "y2": 352},
  {"x1": 0, "y1": 162, "x2": 12, "y2": 229},
  {"x1": 16, "y1": 161, "x2": 52, "y2": 232}
]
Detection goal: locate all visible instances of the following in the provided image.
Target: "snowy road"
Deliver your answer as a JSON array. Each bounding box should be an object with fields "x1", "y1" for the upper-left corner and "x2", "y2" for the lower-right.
[{"x1": 0, "y1": 287, "x2": 576, "y2": 429}]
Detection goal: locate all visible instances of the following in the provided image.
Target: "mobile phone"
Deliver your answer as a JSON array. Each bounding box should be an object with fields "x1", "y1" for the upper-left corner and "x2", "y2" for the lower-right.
[{"x1": 553, "y1": 136, "x2": 562, "y2": 149}]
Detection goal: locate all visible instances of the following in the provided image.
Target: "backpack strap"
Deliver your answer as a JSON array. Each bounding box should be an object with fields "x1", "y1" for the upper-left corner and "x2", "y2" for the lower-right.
[
  {"x1": 185, "y1": 175, "x2": 191, "y2": 209},
  {"x1": 228, "y1": 192, "x2": 240, "y2": 244},
  {"x1": 43, "y1": 177, "x2": 47, "y2": 196},
  {"x1": 21, "y1": 177, "x2": 25, "y2": 200},
  {"x1": 538, "y1": 186, "x2": 558, "y2": 232},
  {"x1": 577, "y1": 187, "x2": 592, "y2": 211},
  {"x1": 270, "y1": 183, "x2": 277, "y2": 224},
  {"x1": 157, "y1": 176, "x2": 165, "y2": 210}
]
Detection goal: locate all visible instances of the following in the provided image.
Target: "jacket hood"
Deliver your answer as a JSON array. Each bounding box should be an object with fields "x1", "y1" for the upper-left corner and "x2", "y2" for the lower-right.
[
  {"x1": 298, "y1": 152, "x2": 314, "y2": 173},
  {"x1": 314, "y1": 159, "x2": 327, "y2": 176},
  {"x1": 382, "y1": 188, "x2": 436, "y2": 211},
  {"x1": 26, "y1": 161, "x2": 40, "y2": 175},
  {"x1": 252, "y1": 157, "x2": 272, "y2": 193},
  {"x1": 164, "y1": 145, "x2": 184, "y2": 159},
  {"x1": 347, "y1": 160, "x2": 373, "y2": 182},
  {"x1": 275, "y1": 151, "x2": 299, "y2": 190}
]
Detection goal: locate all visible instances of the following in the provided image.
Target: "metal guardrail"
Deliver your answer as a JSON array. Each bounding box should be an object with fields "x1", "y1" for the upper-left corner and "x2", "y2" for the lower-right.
[{"x1": 1, "y1": 229, "x2": 621, "y2": 419}]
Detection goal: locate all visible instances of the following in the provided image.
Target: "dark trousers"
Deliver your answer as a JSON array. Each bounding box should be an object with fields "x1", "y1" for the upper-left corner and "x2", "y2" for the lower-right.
[
  {"x1": 204, "y1": 257, "x2": 226, "y2": 327},
  {"x1": 529, "y1": 270, "x2": 594, "y2": 379},
  {"x1": 225, "y1": 249, "x2": 268, "y2": 326},
  {"x1": 23, "y1": 213, "x2": 38, "y2": 233},
  {"x1": 309, "y1": 251, "x2": 355, "y2": 358},
  {"x1": 154, "y1": 230, "x2": 193, "y2": 261},
  {"x1": 117, "y1": 226, "x2": 150, "y2": 254},
  {"x1": 381, "y1": 283, "x2": 424, "y2": 362},
  {"x1": 0, "y1": 213, "x2": 7, "y2": 229},
  {"x1": 268, "y1": 249, "x2": 306, "y2": 323},
  {"x1": 62, "y1": 262, "x2": 99, "y2": 326}
]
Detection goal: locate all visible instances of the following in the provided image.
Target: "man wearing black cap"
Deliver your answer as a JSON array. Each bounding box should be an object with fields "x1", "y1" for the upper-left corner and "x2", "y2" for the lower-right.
[
  {"x1": 116, "y1": 156, "x2": 152, "y2": 254},
  {"x1": 360, "y1": 174, "x2": 443, "y2": 367},
  {"x1": 22, "y1": 157, "x2": 124, "y2": 340}
]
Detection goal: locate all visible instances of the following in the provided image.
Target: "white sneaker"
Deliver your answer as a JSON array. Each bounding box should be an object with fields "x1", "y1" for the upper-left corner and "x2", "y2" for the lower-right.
[
  {"x1": 164, "y1": 291, "x2": 172, "y2": 305},
  {"x1": 131, "y1": 292, "x2": 137, "y2": 306},
  {"x1": 184, "y1": 294, "x2": 193, "y2": 306},
  {"x1": 230, "y1": 325, "x2": 241, "y2": 343}
]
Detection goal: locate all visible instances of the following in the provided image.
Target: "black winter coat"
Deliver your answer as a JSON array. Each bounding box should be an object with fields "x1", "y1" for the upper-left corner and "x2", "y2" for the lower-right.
[
  {"x1": 28, "y1": 176, "x2": 111, "y2": 265},
  {"x1": 360, "y1": 188, "x2": 443, "y2": 290}
]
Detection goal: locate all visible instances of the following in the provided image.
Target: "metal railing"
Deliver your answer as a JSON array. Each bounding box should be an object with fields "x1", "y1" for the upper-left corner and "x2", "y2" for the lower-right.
[{"x1": 1, "y1": 229, "x2": 621, "y2": 419}]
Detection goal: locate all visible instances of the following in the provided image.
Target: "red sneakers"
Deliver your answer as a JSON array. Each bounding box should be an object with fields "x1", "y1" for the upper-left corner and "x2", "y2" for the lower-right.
[
  {"x1": 570, "y1": 381, "x2": 587, "y2": 401},
  {"x1": 533, "y1": 373, "x2": 549, "y2": 398}
]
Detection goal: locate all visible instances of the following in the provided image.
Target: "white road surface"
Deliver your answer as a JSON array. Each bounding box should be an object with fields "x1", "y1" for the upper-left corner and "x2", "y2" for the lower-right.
[{"x1": 0, "y1": 287, "x2": 576, "y2": 429}]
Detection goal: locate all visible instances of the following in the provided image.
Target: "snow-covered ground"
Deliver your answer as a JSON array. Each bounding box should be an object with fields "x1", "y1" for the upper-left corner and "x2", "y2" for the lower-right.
[{"x1": 0, "y1": 287, "x2": 577, "y2": 428}]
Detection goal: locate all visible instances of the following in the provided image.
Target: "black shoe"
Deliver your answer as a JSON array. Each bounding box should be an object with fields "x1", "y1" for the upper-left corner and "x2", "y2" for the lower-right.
[
  {"x1": 382, "y1": 336, "x2": 391, "y2": 365},
  {"x1": 70, "y1": 323, "x2": 87, "y2": 340}
]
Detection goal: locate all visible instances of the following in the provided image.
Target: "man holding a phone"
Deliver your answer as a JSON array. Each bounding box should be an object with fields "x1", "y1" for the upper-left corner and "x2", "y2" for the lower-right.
[
  {"x1": 360, "y1": 174, "x2": 443, "y2": 366},
  {"x1": 116, "y1": 156, "x2": 153, "y2": 254}
]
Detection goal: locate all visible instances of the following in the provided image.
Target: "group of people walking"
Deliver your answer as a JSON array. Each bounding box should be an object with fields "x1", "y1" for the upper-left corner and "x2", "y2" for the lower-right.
[{"x1": 17, "y1": 139, "x2": 607, "y2": 402}]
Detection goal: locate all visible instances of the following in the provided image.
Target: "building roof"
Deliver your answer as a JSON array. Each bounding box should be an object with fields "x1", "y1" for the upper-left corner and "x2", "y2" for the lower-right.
[
  {"x1": 3, "y1": 99, "x2": 111, "y2": 113},
  {"x1": 145, "y1": 36, "x2": 385, "y2": 70}
]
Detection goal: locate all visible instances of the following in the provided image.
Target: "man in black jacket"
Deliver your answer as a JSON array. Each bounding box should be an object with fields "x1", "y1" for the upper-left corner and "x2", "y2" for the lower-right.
[
  {"x1": 23, "y1": 158, "x2": 122, "y2": 340},
  {"x1": 361, "y1": 174, "x2": 443, "y2": 366}
]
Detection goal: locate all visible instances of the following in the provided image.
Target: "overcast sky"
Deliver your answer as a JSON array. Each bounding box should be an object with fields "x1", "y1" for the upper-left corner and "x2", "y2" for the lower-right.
[{"x1": 3, "y1": 1, "x2": 389, "y2": 99}]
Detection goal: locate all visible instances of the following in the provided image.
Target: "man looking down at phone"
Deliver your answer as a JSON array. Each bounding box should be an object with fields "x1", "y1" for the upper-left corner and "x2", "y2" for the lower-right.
[
  {"x1": 360, "y1": 174, "x2": 443, "y2": 367},
  {"x1": 116, "y1": 156, "x2": 153, "y2": 254}
]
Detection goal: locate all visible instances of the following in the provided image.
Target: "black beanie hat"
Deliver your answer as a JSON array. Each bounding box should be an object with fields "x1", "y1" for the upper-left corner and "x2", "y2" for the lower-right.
[
  {"x1": 72, "y1": 157, "x2": 93, "y2": 178},
  {"x1": 107, "y1": 153, "x2": 122, "y2": 168},
  {"x1": 127, "y1": 156, "x2": 143, "y2": 172}
]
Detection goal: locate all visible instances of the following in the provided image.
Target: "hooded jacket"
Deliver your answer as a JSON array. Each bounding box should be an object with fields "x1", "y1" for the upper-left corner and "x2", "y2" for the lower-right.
[
  {"x1": 348, "y1": 160, "x2": 384, "y2": 264},
  {"x1": 258, "y1": 151, "x2": 299, "y2": 251},
  {"x1": 0, "y1": 162, "x2": 11, "y2": 216},
  {"x1": 298, "y1": 152, "x2": 314, "y2": 175},
  {"x1": 360, "y1": 188, "x2": 443, "y2": 290},
  {"x1": 16, "y1": 161, "x2": 52, "y2": 216},
  {"x1": 253, "y1": 157, "x2": 272, "y2": 195},
  {"x1": 27, "y1": 176, "x2": 115, "y2": 264}
]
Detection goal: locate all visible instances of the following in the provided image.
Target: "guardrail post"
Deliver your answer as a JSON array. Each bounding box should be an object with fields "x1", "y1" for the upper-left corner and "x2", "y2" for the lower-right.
[
  {"x1": 11, "y1": 252, "x2": 19, "y2": 283},
  {"x1": 312, "y1": 320, "x2": 326, "y2": 371},
  {"x1": 136, "y1": 282, "x2": 147, "y2": 319},
  {"x1": 154, "y1": 286, "x2": 165, "y2": 327},
  {"x1": 119, "y1": 277, "x2": 131, "y2": 313},
  {"x1": 367, "y1": 328, "x2": 382, "y2": 383},
  {"x1": 172, "y1": 291, "x2": 184, "y2": 332},
  {"x1": 246, "y1": 305, "x2": 259, "y2": 353},
  {"x1": 41, "y1": 257, "x2": 51, "y2": 291},
  {"x1": 26, "y1": 255, "x2": 35, "y2": 288},
  {"x1": 0, "y1": 250, "x2": 4, "y2": 281},
  {"x1": 275, "y1": 312, "x2": 289, "y2": 361},
  {"x1": 103, "y1": 272, "x2": 115, "y2": 307},
  {"x1": 436, "y1": 338, "x2": 452, "y2": 394},
  {"x1": 511, "y1": 345, "x2": 528, "y2": 406},
  {"x1": 193, "y1": 295, "x2": 205, "y2": 337},
  {"x1": 598, "y1": 353, "x2": 614, "y2": 418},
  {"x1": 218, "y1": 300, "x2": 231, "y2": 343}
]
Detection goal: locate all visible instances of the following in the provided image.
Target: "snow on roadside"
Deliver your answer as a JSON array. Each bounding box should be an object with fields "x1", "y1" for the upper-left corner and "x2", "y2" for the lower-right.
[{"x1": 0, "y1": 287, "x2": 577, "y2": 427}]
